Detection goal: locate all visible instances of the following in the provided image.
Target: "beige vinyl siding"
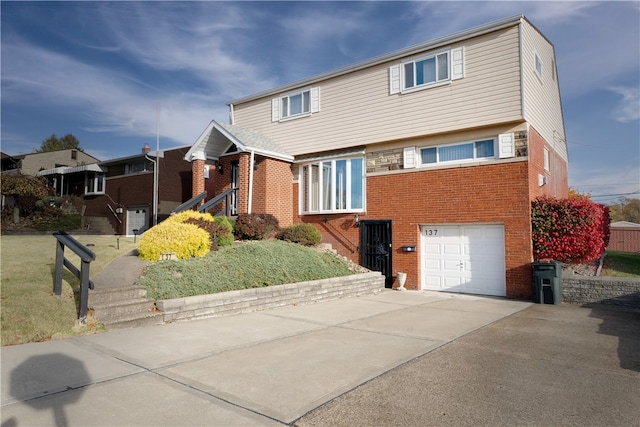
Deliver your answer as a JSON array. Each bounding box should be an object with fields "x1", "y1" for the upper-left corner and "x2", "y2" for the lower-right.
[
  {"x1": 233, "y1": 26, "x2": 523, "y2": 157},
  {"x1": 521, "y1": 20, "x2": 567, "y2": 161}
]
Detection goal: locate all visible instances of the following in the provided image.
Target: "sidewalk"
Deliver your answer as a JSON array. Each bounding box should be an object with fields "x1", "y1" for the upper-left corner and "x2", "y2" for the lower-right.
[{"x1": 2, "y1": 291, "x2": 530, "y2": 426}]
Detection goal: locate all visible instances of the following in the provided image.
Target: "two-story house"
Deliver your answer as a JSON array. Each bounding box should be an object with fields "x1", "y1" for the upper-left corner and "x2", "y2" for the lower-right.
[
  {"x1": 1, "y1": 149, "x2": 100, "y2": 176},
  {"x1": 185, "y1": 15, "x2": 568, "y2": 299}
]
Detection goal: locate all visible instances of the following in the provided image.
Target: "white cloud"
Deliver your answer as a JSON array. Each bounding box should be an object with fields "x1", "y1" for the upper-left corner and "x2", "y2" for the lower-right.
[{"x1": 609, "y1": 86, "x2": 640, "y2": 123}]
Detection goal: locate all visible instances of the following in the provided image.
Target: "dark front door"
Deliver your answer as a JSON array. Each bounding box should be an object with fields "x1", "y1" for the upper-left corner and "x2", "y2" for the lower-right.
[
  {"x1": 230, "y1": 161, "x2": 239, "y2": 215},
  {"x1": 360, "y1": 220, "x2": 393, "y2": 288}
]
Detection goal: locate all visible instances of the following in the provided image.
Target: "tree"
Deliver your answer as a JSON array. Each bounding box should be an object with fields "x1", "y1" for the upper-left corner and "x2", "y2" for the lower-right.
[
  {"x1": 568, "y1": 187, "x2": 591, "y2": 200},
  {"x1": 609, "y1": 198, "x2": 640, "y2": 223},
  {"x1": 39, "y1": 134, "x2": 83, "y2": 152}
]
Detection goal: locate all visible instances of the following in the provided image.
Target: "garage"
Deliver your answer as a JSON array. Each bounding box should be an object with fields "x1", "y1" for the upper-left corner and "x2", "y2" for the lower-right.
[{"x1": 421, "y1": 224, "x2": 506, "y2": 296}]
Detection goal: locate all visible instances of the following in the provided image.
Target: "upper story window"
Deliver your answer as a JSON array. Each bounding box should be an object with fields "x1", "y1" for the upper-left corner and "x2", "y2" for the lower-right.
[
  {"x1": 126, "y1": 159, "x2": 152, "y2": 174},
  {"x1": 300, "y1": 156, "x2": 364, "y2": 214},
  {"x1": 389, "y1": 47, "x2": 464, "y2": 95},
  {"x1": 404, "y1": 52, "x2": 449, "y2": 90},
  {"x1": 272, "y1": 87, "x2": 320, "y2": 122},
  {"x1": 534, "y1": 51, "x2": 543, "y2": 81},
  {"x1": 282, "y1": 90, "x2": 310, "y2": 119},
  {"x1": 419, "y1": 139, "x2": 496, "y2": 166}
]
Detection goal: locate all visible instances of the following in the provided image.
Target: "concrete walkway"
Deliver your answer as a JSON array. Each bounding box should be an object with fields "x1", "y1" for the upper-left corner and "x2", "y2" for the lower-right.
[{"x1": 2, "y1": 291, "x2": 528, "y2": 426}]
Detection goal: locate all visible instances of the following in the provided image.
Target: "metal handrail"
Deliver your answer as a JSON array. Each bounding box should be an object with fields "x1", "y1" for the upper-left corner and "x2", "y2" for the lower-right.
[
  {"x1": 53, "y1": 231, "x2": 96, "y2": 324},
  {"x1": 107, "y1": 204, "x2": 123, "y2": 224},
  {"x1": 171, "y1": 191, "x2": 208, "y2": 214},
  {"x1": 198, "y1": 188, "x2": 238, "y2": 216}
]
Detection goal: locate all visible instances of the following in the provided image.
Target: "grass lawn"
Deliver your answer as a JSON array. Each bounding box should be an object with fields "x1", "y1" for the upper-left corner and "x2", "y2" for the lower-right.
[
  {"x1": 600, "y1": 251, "x2": 640, "y2": 277},
  {"x1": 1, "y1": 234, "x2": 138, "y2": 346}
]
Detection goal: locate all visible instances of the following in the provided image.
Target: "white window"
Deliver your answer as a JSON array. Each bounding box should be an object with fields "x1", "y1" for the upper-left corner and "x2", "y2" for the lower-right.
[
  {"x1": 543, "y1": 147, "x2": 550, "y2": 171},
  {"x1": 389, "y1": 47, "x2": 464, "y2": 95},
  {"x1": 419, "y1": 139, "x2": 496, "y2": 166},
  {"x1": 272, "y1": 87, "x2": 320, "y2": 122},
  {"x1": 534, "y1": 51, "x2": 543, "y2": 81},
  {"x1": 126, "y1": 159, "x2": 152, "y2": 174},
  {"x1": 85, "y1": 172, "x2": 105, "y2": 195},
  {"x1": 300, "y1": 157, "x2": 364, "y2": 214}
]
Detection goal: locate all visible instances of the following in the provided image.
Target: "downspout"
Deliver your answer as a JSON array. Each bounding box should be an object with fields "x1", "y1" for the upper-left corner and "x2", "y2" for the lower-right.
[{"x1": 248, "y1": 150, "x2": 255, "y2": 214}]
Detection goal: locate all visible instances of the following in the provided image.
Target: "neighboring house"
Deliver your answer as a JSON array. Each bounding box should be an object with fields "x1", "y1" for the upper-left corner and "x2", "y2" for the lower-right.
[
  {"x1": 185, "y1": 15, "x2": 568, "y2": 299},
  {"x1": 608, "y1": 221, "x2": 640, "y2": 253},
  {"x1": 1, "y1": 149, "x2": 100, "y2": 176},
  {"x1": 39, "y1": 145, "x2": 192, "y2": 236}
]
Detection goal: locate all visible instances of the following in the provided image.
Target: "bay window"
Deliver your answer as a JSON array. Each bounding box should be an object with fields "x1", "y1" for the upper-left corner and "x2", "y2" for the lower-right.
[{"x1": 301, "y1": 157, "x2": 364, "y2": 213}]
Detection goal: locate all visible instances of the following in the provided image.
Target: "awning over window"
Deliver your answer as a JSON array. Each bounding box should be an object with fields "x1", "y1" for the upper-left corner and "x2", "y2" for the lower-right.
[{"x1": 38, "y1": 163, "x2": 104, "y2": 176}]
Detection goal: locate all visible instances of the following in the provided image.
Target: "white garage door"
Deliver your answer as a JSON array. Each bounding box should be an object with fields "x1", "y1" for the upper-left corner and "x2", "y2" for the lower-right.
[{"x1": 421, "y1": 224, "x2": 506, "y2": 296}]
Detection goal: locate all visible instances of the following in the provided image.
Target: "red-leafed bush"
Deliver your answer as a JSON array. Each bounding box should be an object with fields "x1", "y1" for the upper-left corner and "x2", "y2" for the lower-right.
[
  {"x1": 531, "y1": 196, "x2": 610, "y2": 263},
  {"x1": 234, "y1": 213, "x2": 280, "y2": 240}
]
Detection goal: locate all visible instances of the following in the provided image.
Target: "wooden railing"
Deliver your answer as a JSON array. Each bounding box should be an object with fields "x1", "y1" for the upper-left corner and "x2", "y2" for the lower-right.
[{"x1": 53, "y1": 231, "x2": 95, "y2": 324}]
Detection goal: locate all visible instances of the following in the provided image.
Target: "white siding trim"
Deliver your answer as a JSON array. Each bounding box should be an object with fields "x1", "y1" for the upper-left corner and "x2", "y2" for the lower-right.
[{"x1": 498, "y1": 133, "x2": 515, "y2": 158}]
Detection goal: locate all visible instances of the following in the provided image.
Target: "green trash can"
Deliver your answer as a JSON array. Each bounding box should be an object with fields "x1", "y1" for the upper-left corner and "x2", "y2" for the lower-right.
[{"x1": 532, "y1": 261, "x2": 562, "y2": 304}]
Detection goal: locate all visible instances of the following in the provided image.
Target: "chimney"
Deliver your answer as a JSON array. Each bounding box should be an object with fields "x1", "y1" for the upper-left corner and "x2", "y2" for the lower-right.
[{"x1": 142, "y1": 144, "x2": 150, "y2": 154}]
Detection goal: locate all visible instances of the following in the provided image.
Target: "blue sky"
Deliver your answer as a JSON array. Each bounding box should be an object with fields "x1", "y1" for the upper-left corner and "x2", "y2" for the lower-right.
[{"x1": 2, "y1": 1, "x2": 639, "y2": 203}]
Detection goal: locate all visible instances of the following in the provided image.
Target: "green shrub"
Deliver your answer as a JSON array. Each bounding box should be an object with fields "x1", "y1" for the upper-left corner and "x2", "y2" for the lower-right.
[
  {"x1": 278, "y1": 223, "x2": 322, "y2": 246},
  {"x1": 213, "y1": 216, "x2": 234, "y2": 247},
  {"x1": 234, "y1": 213, "x2": 280, "y2": 240},
  {"x1": 138, "y1": 222, "x2": 210, "y2": 261}
]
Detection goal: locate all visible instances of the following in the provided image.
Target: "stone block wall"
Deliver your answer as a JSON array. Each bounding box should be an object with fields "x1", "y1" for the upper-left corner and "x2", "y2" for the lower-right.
[
  {"x1": 157, "y1": 271, "x2": 385, "y2": 323},
  {"x1": 562, "y1": 276, "x2": 640, "y2": 309}
]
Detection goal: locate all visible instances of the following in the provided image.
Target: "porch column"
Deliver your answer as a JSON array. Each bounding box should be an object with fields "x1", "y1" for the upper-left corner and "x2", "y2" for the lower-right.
[{"x1": 192, "y1": 158, "x2": 205, "y2": 198}]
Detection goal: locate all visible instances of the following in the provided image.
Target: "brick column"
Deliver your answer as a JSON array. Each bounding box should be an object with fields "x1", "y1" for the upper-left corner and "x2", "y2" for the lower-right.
[{"x1": 192, "y1": 158, "x2": 205, "y2": 197}]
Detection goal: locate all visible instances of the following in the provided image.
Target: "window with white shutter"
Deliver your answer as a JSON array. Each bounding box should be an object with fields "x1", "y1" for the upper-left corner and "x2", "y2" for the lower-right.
[
  {"x1": 389, "y1": 47, "x2": 464, "y2": 95},
  {"x1": 272, "y1": 87, "x2": 319, "y2": 122}
]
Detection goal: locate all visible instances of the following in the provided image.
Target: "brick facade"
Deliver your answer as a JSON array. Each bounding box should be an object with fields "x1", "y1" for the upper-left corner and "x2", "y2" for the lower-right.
[
  {"x1": 294, "y1": 160, "x2": 534, "y2": 299},
  {"x1": 84, "y1": 147, "x2": 192, "y2": 234}
]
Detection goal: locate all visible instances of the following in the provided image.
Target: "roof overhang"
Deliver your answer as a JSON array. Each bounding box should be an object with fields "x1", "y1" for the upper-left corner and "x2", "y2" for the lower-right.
[
  {"x1": 184, "y1": 120, "x2": 294, "y2": 163},
  {"x1": 38, "y1": 163, "x2": 104, "y2": 176}
]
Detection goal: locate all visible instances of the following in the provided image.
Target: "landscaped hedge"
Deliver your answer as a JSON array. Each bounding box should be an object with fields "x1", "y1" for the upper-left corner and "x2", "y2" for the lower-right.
[
  {"x1": 531, "y1": 196, "x2": 610, "y2": 263},
  {"x1": 138, "y1": 221, "x2": 210, "y2": 261}
]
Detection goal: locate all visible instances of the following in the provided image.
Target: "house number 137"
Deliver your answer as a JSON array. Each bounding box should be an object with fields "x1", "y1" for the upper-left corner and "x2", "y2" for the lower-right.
[{"x1": 425, "y1": 229, "x2": 438, "y2": 236}]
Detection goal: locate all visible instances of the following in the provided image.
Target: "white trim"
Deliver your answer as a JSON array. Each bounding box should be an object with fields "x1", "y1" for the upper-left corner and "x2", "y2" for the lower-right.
[{"x1": 450, "y1": 46, "x2": 464, "y2": 80}]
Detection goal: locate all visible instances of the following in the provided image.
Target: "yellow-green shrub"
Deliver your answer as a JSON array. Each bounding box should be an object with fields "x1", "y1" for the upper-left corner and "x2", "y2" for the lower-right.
[
  {"x1": 138, "y1": 221, "x2": 210, "y2": 261},
  {"x1": 168, "y1": 210, "x2": 214, "y2": 224}
]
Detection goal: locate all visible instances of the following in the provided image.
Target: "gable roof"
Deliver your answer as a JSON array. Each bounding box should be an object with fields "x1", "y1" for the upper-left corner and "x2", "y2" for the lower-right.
[
  {"x1": 228, "y1": 14, "x2": 525, "y2": 106},
  {"x1": 184, "y1": 120, "x2": 293, "y2": 162}
]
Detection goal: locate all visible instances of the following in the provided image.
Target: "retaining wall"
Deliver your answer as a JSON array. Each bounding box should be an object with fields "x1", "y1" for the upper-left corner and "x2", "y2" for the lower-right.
[
  {"x1": 562, "y1": 275, "x2": 640, "y2": 309},
  {"x1": 157, "y1": 271, "x2": 385, "y2": 323}
]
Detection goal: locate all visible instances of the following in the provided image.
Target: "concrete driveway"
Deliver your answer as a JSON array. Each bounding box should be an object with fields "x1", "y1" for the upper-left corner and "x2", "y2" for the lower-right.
[{"x1": 2, "y1": 290, "x2": 638, "y2": 426}]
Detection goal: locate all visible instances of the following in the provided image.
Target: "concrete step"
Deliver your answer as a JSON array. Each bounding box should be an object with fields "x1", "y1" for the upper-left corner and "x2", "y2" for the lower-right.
[
  {"x1": 100, "y1": 311, "x2": 164, "y2": 330},
  {"x1": 89, "y1": 285, "x2": 148, "y2": 306},
  {"x1": 92, "y1": 298, "x2": 157, "y2": 324},
  {"x1": 84, "y1": 216, "x2": 116, "y2": 235}
]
